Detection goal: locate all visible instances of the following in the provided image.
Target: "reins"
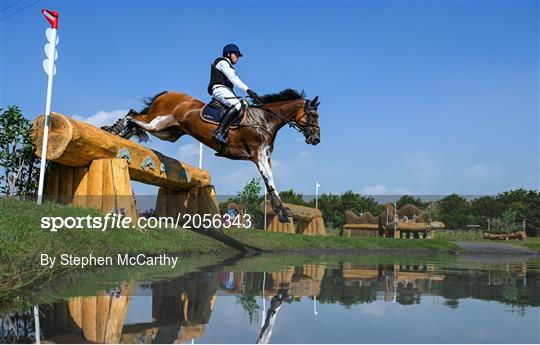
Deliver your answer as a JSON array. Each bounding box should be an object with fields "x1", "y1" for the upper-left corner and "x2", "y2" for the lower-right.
[{"x1": 252, "y1": 99, "x2": 319, "y2": 135}]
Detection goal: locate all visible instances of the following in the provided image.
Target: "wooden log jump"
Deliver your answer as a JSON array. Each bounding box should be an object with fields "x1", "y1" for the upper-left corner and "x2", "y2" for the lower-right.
[
  {"x1": 33, "y1": 113, "x2": 218, "y2": 220},
  {"x1": 260, "y1": 201, "x2": 326, "y2": 236},
  {"x1": 388, "y1": 221, "x2": 445, "y2": 239},
  {"x1": 342, "y1": 223, "x2": 379, "y2": 237}
]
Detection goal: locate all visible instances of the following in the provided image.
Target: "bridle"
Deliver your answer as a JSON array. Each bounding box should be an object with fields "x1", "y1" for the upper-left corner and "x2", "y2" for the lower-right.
[{"x1": 254, "y1": 99, "x2": 319, "y2": 138}]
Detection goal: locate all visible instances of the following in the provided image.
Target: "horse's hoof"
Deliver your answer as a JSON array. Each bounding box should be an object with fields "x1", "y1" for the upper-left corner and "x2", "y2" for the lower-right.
[{"x1": 277, "y1": 206, "x2": 293, "y2": 223}]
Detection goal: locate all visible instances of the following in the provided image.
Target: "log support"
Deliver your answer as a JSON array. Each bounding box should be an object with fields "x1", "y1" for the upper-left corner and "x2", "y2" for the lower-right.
[
  {"x1": 45, "y1": 158, "x2": 138, "y2": 220},
  {"x1": 35, "y1": 113, "x2": 219, "y2": 224},
  {"x1": 155, "y1": 186, "x2": 219, "y2": 221},
  {"x1": 261, "y1": 201, "x2": 326, "y2": 236}
]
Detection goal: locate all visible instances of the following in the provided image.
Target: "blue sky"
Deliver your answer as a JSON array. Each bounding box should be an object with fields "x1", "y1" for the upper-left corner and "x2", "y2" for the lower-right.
[{"x1": 1, "y1": 0, "x2": 538, "y2": 196}]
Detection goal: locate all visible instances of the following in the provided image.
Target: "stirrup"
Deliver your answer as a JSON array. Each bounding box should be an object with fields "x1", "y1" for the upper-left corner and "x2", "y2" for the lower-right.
[{"x1": 213, "y1": 129, "x2": 228, "y2": 145}]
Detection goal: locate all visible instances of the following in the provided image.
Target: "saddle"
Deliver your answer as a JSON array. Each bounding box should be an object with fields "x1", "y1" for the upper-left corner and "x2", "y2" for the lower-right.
[{"x1": 200, "y1": 99, "x2": 247, "y2": 129}]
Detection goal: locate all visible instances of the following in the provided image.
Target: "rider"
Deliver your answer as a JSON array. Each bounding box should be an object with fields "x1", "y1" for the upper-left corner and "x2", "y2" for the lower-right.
[{"x1": 208, "y1": 43, "x2": 262, "y2": 145}]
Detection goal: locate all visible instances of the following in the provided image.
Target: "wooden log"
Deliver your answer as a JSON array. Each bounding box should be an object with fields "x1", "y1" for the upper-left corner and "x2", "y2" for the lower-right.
[
  {"x1": 260, "y1": 201, "x2": 322, "y2": 221},
  {"x1": 483, "y1": 231, "x2": 526, "y2": 240},
  {"x1": 316, "y1": 217, "x2": 326, "y2": 236},
  {"x1": 197, "y1": 186, "x2": 219, "y2": 215},
  {"x1": 58, "y1": 166, "x2": 74, "y2": 204},
  {"x1": 155, "y1": 186, "x2": 219, "y2": 224},
  {"x1": 343, "y1": 223, "x2": 379, "y2": 230},
  {"x1": 267, "y1": 215, "x2": 280, "y2": 232},
  {"x1": 68, "y1": 297, "x2": 83, "y2": 329},
  {"x1": 84, "y1": 159, "x2": 138, "y2": 220},
  {"x1": 33, "y1": 113, "x2": 210, "y2": 190},
  {"x1": 81, "y1": 296, "x2": 97, "y2": 341},
  {"x1": 72, "y1": 166, "x2": 88, "y2": 207},
  {"x1": 261, "y1": 201, "x2": 324, "y2": 235},
  {"x1": 45, "y1": 164, "x2": 60, "y2": 202}
]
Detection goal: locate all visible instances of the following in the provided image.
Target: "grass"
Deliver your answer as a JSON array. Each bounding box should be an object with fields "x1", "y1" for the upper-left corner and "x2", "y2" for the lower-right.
[
  {"x1": 436, "y1": 230, "x2": 485, "y2": 241},
  {"x1": 0, "y1": 197, "x2": 233, "y2": 308},
  {"x1": 513, "y1": 237, "x2": 540, "y2": 252},
  {"x1": 435, "y1": 230, "x2": 540, "y2": 252},
  {"x1": 223, "y1": 227, "x2": 462, "y2": 252}
]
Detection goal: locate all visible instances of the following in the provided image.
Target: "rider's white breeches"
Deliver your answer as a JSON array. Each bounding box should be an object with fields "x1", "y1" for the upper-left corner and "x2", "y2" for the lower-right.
[{"x1": 212, "y1": 86, "x2": 242, "y2": 111}]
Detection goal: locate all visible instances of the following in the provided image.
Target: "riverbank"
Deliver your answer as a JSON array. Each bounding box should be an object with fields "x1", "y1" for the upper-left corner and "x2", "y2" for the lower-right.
[{"x1": 1, "y1": 198, "x2": 537, "y2": 308}]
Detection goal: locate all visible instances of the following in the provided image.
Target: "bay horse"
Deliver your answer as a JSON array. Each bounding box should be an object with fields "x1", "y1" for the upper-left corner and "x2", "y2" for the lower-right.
[{"x1": 103, "y1": 89, "x2": 321, "y2": 222}]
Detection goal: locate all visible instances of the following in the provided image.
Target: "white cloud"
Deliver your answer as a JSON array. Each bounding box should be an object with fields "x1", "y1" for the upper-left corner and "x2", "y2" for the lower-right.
[
  {"x1": 177, "y1": 143, "x2": 201, "y2": 160},
  {"x1": 271, "y1": 158, "x2": 292, "y2": 179},
  {"x1": 360, "y1": 184, "x2": 388, "y2": 195},
  {"x1": 218, "y1": 168, "x2": 259, "y2": 187},
  {"x1": 466, "y1": 164, "x2": 491, "y2": 178},
  {"x1": 359, "y1": 303, "x2": 386, "y2": 317},
  {"x1": 392, "y1": 187, "x2": 417, "y2": 195},
  {"x1": 298, "y1": 151, "x2": 312, "y2": 159},
  {"x1": 72, "y1": 109, "x2": 128, "y2": 128}
]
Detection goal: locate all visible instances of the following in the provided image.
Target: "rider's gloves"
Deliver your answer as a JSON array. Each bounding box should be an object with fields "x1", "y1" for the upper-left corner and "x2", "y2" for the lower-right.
[{"x1": 247, "y1": 89, "x2": 263, "y2": 105}]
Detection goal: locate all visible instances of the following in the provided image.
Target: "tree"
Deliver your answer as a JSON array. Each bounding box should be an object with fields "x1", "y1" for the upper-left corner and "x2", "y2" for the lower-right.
[
  {"x1": 437, "y1": 194, "x2": 474, "y2": 230},
  {"x1": 396, "y1": 195, "x2": 428, "y2": 209},
  {"x1": 278, "y1": 189, "x2": 307, "y2": 205},
  {"x1": 236, "y1": 178, "x2": 263, "y2": 229},
  {"x1": 315, "y1": 190, "x2": 384, "y2": 228},
  {"x1": 469, "y1": 195, "x2": 503, "y2": 227},
  {"x1": 316, "y1": 193, "x2": 343, "y2": 228},
  {"x1": 496, "y1": 189, "x2": 539, "y2": 237},
  {"x1": 0, "y1": 106, "x2": 39, "y2": 197}
]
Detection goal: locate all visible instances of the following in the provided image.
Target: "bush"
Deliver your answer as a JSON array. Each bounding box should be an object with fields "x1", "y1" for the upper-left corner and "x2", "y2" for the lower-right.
[
  {"x1": 315, "y1": 190, "x2": 383, "y2": 228},
  {"x1": 396, "y1": 195, "x2": 428, "y2": 209},
  {"x1": 438, "y1": 194, "x2": 474, "y2": 230},
  {"x1": 236, "y1": 178, "x2": 263, "y2": 229},
  {"x1": 489, "y1": 209, "x2": 523, "y2": 234},
  {"x1": 496, "y1": 189, "x2": 539, "y2": 237},
  {"x1": 0, "y1": 106, "x2": 39, "y2": 197}
]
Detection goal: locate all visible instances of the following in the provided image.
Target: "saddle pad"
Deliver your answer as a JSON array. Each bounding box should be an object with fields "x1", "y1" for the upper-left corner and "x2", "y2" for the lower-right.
[{"x1": 200, "y1": 103, "x2": 245, "y2": 128}]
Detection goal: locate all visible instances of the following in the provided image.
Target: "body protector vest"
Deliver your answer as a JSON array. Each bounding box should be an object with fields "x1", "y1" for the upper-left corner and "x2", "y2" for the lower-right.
[{"x1": 208, "y1": 58, "x2": 235, "y2": 95}]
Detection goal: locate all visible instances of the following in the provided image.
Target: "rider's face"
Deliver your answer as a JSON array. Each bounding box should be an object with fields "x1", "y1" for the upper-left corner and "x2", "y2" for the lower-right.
[{"x1": 229, "y1": 53, "x2": 240, "y2": 64}]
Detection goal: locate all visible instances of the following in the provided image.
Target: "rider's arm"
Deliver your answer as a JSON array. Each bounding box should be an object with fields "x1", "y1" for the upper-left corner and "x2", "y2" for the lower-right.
[{"x1": 215, "y1": 60, "x2": 250, "y2": 92}]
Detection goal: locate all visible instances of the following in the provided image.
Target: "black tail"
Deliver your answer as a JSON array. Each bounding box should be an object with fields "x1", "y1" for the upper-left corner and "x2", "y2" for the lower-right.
[
  {"x1": 102, "y1": 91, "x2": 166, "y2": 142},
  {"x1": 139, "y1": 91, "x2": 168, "y2": 114}
]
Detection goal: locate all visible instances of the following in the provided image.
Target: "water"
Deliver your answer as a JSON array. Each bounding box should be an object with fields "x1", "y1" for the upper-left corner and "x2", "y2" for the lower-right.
[{"x1": 1, "y1": 253, "x2": 539, "y2": 343}]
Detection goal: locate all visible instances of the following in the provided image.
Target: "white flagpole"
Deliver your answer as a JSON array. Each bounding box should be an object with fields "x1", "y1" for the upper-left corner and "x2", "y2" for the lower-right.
[
  {"x1": 315, "y1": 181, "x2": 320, "y2": 209},
  {"x1": 198, "y1": 142, "x2": 203, "y2": 168},
  {"x1": 261, "y1": 271, "x2": 266, "y2": 327},
  {"x1": 37, "y1": 26, "x2": 57, "y2": 205},
  {"x1": 33, "y1": 305, "x2": 41, "y2": 343}
]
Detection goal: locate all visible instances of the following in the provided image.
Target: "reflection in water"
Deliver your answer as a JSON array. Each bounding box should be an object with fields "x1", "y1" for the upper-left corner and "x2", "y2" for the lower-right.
[{"x1": 1, "y1": 259, "x2": 539, "y2": 343}]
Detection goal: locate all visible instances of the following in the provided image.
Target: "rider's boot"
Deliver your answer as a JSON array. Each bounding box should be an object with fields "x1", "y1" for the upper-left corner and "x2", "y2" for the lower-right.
[{"x1": 213, "y1": 105, "x2": 240, "y2": 145}]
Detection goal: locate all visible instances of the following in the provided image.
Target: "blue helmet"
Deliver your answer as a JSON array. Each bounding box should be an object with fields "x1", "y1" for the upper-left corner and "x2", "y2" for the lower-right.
[{"x1": 223, "y1": 43, "x2": 243, "y2": 57}]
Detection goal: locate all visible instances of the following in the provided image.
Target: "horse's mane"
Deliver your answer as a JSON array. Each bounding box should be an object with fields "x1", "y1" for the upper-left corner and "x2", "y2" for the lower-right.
[
  {"x1": 259, "y1": 89, "x2": 305, "y2": 104},
  {"x1": 139, "y1": 88, "x2": 305, "y2": 114}
]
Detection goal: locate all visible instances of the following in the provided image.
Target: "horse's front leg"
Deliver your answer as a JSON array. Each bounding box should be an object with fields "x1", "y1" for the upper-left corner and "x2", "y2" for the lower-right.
[{"x1": 255, "y1": 147, "x2": 292, "y2": 223}]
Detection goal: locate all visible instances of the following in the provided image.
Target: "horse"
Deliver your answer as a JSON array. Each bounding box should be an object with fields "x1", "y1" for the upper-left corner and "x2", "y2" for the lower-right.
[{"x1": 102, "y1": 88, "x2": 321, "y2": 222}]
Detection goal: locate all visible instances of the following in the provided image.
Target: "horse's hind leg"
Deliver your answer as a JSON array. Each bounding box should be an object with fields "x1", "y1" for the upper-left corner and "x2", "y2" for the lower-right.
[
  {"x1": 101, "y1": 109, "x2": 136, "y2": 136},
  {"x1": 100, "y1": 109, "x2": 150, "y2": 142}
]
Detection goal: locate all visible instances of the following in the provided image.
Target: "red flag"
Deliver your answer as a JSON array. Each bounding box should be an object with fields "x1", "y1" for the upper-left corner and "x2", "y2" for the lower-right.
[{"x1": 42, "y1": 9, "x2": 59, "y2": 29}]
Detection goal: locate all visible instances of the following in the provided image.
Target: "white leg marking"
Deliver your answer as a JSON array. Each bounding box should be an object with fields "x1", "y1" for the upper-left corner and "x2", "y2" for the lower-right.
[
  {"x1": 132, "y1": 114, "x2": 176, "y2": 132},
  {"x1": 257, "y1": 146, "x2": 278, "y2": 196}
]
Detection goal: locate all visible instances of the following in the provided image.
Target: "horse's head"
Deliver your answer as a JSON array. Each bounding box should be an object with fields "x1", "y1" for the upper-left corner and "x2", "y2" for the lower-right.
[{"x1": 295, "y1": 96, "x2": 321, "y2": 145}]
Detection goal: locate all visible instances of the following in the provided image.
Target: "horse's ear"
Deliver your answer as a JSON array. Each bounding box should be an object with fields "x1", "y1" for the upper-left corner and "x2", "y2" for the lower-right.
[{"x1": 311, "y1": 96, "x2": 319, "y2": 107}]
